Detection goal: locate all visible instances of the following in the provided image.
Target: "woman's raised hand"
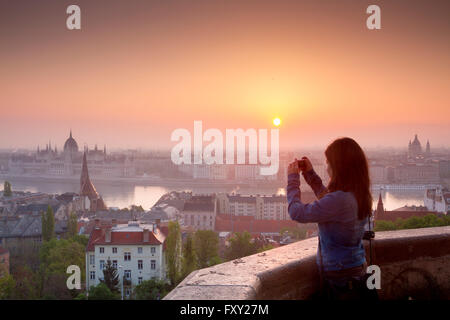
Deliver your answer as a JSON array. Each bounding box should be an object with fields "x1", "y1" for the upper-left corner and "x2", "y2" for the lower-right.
[
  {"x1": 287, "y1": 158, "x2": 300, "y2": 175},
  {"x1": 300, "y1": 156, "x2": 313, "y2": 173}
]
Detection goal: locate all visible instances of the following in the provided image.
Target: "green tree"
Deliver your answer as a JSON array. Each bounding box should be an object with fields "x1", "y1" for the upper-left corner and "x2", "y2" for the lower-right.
[
  {"x1": 225, "y1": 231, "x2": 257, "y2": 261},
  {"x1": 100, "y1": 259, "x2": 120, "y2": 293},
  {"x1": 9, "y1": 265, "x2": 40, "y2": 299},
  {"x1": 134, "y1": 278, "x2": 169, "y2": 300},
  {"x1": 193, "y1": 230, "x2": 220, "y2": 268},
  {"x1": 181, "y1": 233, "x2": 197, "y2": 278},
  {"x1": 374, "y1": 214, "x2": 450, "y2": 231},
  {"x1": 88, "y1": 283, "x2": 120, "y2": 300},
  {"x1": 67, "y1": 211, "x2": 78, "y2": 238},
  {"x1": 280, "y1": 226, "x2": 307, "y2": 240},
  {"x1": 42, "y1": 205, "x2": 55, "y2": 242},
  {"x1": 39, "y1": 238, "x2": 86, "y2": 298},
  {"x1": 165, "y1": 221, "x2": 182, "y2": 286},
  {"x1": 0, "y1": 274, "x2": 15, "y2": 299},
  {"x1": 3, "y1": 181, "x2": 12, "y2": 197}
]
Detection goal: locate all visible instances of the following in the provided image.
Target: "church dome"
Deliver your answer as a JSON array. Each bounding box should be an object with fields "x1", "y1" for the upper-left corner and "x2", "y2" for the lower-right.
[{"x1": 64, "y1": 130, "x2": 79, "y2": 153}]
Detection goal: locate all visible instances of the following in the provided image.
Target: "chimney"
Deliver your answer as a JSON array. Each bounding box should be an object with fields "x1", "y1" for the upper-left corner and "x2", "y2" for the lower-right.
[
  {"x1": 143, "y1": 228, "x2": 149, "y2": 243},
  {"x1": 94, "y1": 218, "x2": 100, "y2": 229},
  {"x1": 155, "y1": 219, "x2": 161, "y2": 228},
  {"x1": 105, "y1": 228, "x2": 111, "y2": 243}
]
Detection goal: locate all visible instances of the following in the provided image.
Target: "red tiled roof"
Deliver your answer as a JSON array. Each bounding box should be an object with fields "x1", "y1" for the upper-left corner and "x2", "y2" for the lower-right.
[
  {"x1": 86, "y1": 227, "x2": 165, "y2": 251},
  {"x1": 215, "y1": 214, "x2": 299, "y2": 234}
]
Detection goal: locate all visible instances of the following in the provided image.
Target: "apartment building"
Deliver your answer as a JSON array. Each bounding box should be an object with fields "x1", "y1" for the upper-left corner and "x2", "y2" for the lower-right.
[{"x1": 85, "y1": 220, "x2": 166, "y2": 297}]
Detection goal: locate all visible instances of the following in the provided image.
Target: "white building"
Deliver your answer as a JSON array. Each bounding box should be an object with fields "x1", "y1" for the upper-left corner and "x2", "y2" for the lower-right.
[
  {"x1": 216, "y1": 193, "x2": 288, "y2": 220},
  {"x1": 424, "y1": 187, "x2": 450, "y2": 214},
  {"x1": 85, "y1": 220, "x2": 166, "y2": 298}
]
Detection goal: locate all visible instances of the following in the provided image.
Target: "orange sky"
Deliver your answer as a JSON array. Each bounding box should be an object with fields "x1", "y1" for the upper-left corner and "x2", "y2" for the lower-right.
[{"x1": 1, "y1": 0, "x2": 449, "y2": 150}]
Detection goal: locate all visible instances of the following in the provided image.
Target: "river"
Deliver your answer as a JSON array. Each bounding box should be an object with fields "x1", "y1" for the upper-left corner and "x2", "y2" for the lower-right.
[{"x1": 1, "y1": 178, "x2": 425, "y2": 211}]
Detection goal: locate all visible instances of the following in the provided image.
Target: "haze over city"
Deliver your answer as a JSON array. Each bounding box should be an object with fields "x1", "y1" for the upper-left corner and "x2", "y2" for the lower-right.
[{"x1": 1, "y1": 0, "x2": 449, "y2": 150}]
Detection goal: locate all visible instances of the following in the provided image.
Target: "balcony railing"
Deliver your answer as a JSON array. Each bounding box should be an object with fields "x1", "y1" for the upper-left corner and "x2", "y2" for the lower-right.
[{"x1": 164, "y1": 226, "x2": 450, "y2": 300}]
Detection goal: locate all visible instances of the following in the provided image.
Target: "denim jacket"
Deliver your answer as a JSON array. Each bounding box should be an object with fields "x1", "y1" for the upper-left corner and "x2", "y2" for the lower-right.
[{"x1": 287, "y1": 170, "x2": 367, "y2": 272}]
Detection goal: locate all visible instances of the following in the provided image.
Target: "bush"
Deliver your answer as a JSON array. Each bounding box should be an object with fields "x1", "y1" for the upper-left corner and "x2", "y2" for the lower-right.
[
  {"x1": 375, "y1": 214, "x2": 450, "y2": 231},
  {"x1": 134, "y1": 279, "x2": 170, "y2": 300},
  {"x1": 88, "y1": 283, "x2": 120, "y2": 300}
]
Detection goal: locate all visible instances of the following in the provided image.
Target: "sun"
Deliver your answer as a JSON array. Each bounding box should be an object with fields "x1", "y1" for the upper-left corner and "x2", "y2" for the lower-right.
[{"x1": 273, "y1": 117, "x2": 281, "y2": 127}]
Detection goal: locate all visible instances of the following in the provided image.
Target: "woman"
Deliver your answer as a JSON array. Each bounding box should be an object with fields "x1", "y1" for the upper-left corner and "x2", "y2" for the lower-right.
[{"x1": 287, "y1": 137, "x2": 374, "y2": 300}]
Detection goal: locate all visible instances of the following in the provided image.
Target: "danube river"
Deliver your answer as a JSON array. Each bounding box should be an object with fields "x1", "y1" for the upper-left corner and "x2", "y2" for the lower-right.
[{"x1": 1, "y1": 178, "x2": 425, "y2": 211}]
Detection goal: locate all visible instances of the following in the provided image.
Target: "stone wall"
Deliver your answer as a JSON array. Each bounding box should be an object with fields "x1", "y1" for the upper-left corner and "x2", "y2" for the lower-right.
[{"x1": 164, "y1": 226, "x2": 450, "y2": 300}]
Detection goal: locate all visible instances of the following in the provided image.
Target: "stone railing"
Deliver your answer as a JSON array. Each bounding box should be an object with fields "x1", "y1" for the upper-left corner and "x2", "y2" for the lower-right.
[{"x1": 164, "y1": 226, "x2": 450, "y2": 300}]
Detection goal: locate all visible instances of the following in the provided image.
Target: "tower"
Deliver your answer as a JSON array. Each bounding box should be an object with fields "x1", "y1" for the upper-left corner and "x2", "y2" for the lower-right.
[{"x1": 375, "y1": 193, "x2": 384, "y2": 220}]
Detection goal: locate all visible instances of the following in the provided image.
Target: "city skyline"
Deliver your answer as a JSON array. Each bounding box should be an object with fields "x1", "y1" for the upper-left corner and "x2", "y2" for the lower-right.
[{"x1": 1, "y1": 0, "x2": 449, "y2": 150}]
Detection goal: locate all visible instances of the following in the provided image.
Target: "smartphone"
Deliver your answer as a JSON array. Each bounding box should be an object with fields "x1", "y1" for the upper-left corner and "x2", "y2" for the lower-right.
[{"x1": 297, "y1": 159, "x2": 306, "y2": 170}]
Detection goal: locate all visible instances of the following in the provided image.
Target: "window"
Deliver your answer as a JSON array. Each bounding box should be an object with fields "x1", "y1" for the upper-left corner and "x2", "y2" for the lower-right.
[
  {"x1": 100, "y1": 260, "x2": 105, "y2": 270},
  {"x1": 124, "y1": 270, "x2": 131, "y2": 279},
  {"x1": 89, "y1": 255, "x2": 95, "y2": 265},
  {"x1": 99, "y1": 247, "x2": 104, "y2": 254},
  {"x1": 112, "y1": 247, "x2": 117, "y2": 254},
  {"x1": 112, "y1": 260, "x2": 117, "y2": 269},
  {"x1": 138, "y1": 260, "x2": 143, "y2": 270},
  {"x1": 138, "y1": 247, "x2": 143, "y2": 254},
  {"x1": 151, "y1": 260, "x2": 156, "y2": 270},
  {"x1": 90, "y1": 271, "x2": 95, "y2": 280},
  {"x1": 138, "y1": 277, "x2": 143, "y2": 284},
  {"x1": 150, "y1": 247, "x2": 156, "y2": 254},
  {"x1": 124, "y1": 252, "x2": 131, "y2": 261}
]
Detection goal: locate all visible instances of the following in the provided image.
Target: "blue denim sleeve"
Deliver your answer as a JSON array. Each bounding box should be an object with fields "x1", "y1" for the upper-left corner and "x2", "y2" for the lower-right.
[
  {"x1": 302, "y1": 169, "x2": 327, "y2": 199},
  {"x1": 287, "y1": 173, "x2": 342, "y2": 223}
]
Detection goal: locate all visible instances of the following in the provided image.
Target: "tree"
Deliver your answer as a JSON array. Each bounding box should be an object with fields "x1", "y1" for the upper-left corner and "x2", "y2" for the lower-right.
[
  {"x1": 134, "y1": 279, "x2": 169, "y2": 300},
  {"x1": 3, "y1": 181, "x2": 12, "y2": 197},
  {"x1": 225, "y1": 231, "x2": 257, "y2": 261},
  {"x1": 181, "y1": 233, "x2": 197, "y2": 278},
  {"x1": 9, "y1": 265, "x2": 40, "y2": 299},
  {"x1": 130, "y1": 205, "x2": 145, "y2": 212},
  {"x1": 374, "y1": 214, "x2": 450, "y2": 231},
  {"x1": 0, "y1": 274, "x2": 15, "y2": 299},
  {"x1": 42, "y1": 205, "x2": 55, "y2": 242},
  {"x1": 193, "y1": 230, "x2": 220, "y2": 268},
  {"x1": 165, "y1": 221, "x2": 182, "y2": 286},
  {"x1": 67, "y1": 211, "x2": 78, "y2": 238},
  {"x1": 39, "y1": 238, "x2": 86, "y2": 298},
  {"x1": 280, "y1": 226, "x2": 307, "y2": 241},
  {"x1": 88, "y1": 283, "x2": 119, "y2": 300},
  {"x1": 100, "y1": 259, "x2": 119, "y2": 293}
]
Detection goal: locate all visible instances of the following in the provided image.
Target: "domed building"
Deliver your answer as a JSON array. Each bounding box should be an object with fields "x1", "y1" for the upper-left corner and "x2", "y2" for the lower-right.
[
  {"x1": 8, "y1": 130, "x2": 136, "y2": 181},
  {"x1": 408, "y1": 134, "x2": 423, "y2": 158},
  {"x1": 63, "y1": 130, "x2": 79, "y2": 154}
]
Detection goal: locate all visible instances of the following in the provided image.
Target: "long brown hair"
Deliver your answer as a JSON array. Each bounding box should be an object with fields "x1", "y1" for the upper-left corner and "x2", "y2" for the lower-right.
[{"x1": 325, "y1": 137, "x2": 372, "y2": 220}]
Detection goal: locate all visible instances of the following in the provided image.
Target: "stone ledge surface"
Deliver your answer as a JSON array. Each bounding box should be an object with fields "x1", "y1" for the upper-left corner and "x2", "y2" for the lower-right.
[{"x1": 164, "y1": 226, "x2": 450, "y2": 300}]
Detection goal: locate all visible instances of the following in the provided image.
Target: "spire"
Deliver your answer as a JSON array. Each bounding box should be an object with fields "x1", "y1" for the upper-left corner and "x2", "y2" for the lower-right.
[
  {"x1": 70, "y1": 129, "x2": 72, "y2": 139},
  {"x1": 376, "y1": 193, "x2": 384, "y2": 218},
  {"x1": 104, "y1": 145, "x2": 106, "y2": 155},
  {"x1": 80, "y1": 152, "x2": 90, "y2": 189}
]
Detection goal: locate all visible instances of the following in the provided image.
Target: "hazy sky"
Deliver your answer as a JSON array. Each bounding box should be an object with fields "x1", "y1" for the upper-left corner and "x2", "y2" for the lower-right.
[{"x1": 1, "y1": 0, "x2": 449, "y2": 150}]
